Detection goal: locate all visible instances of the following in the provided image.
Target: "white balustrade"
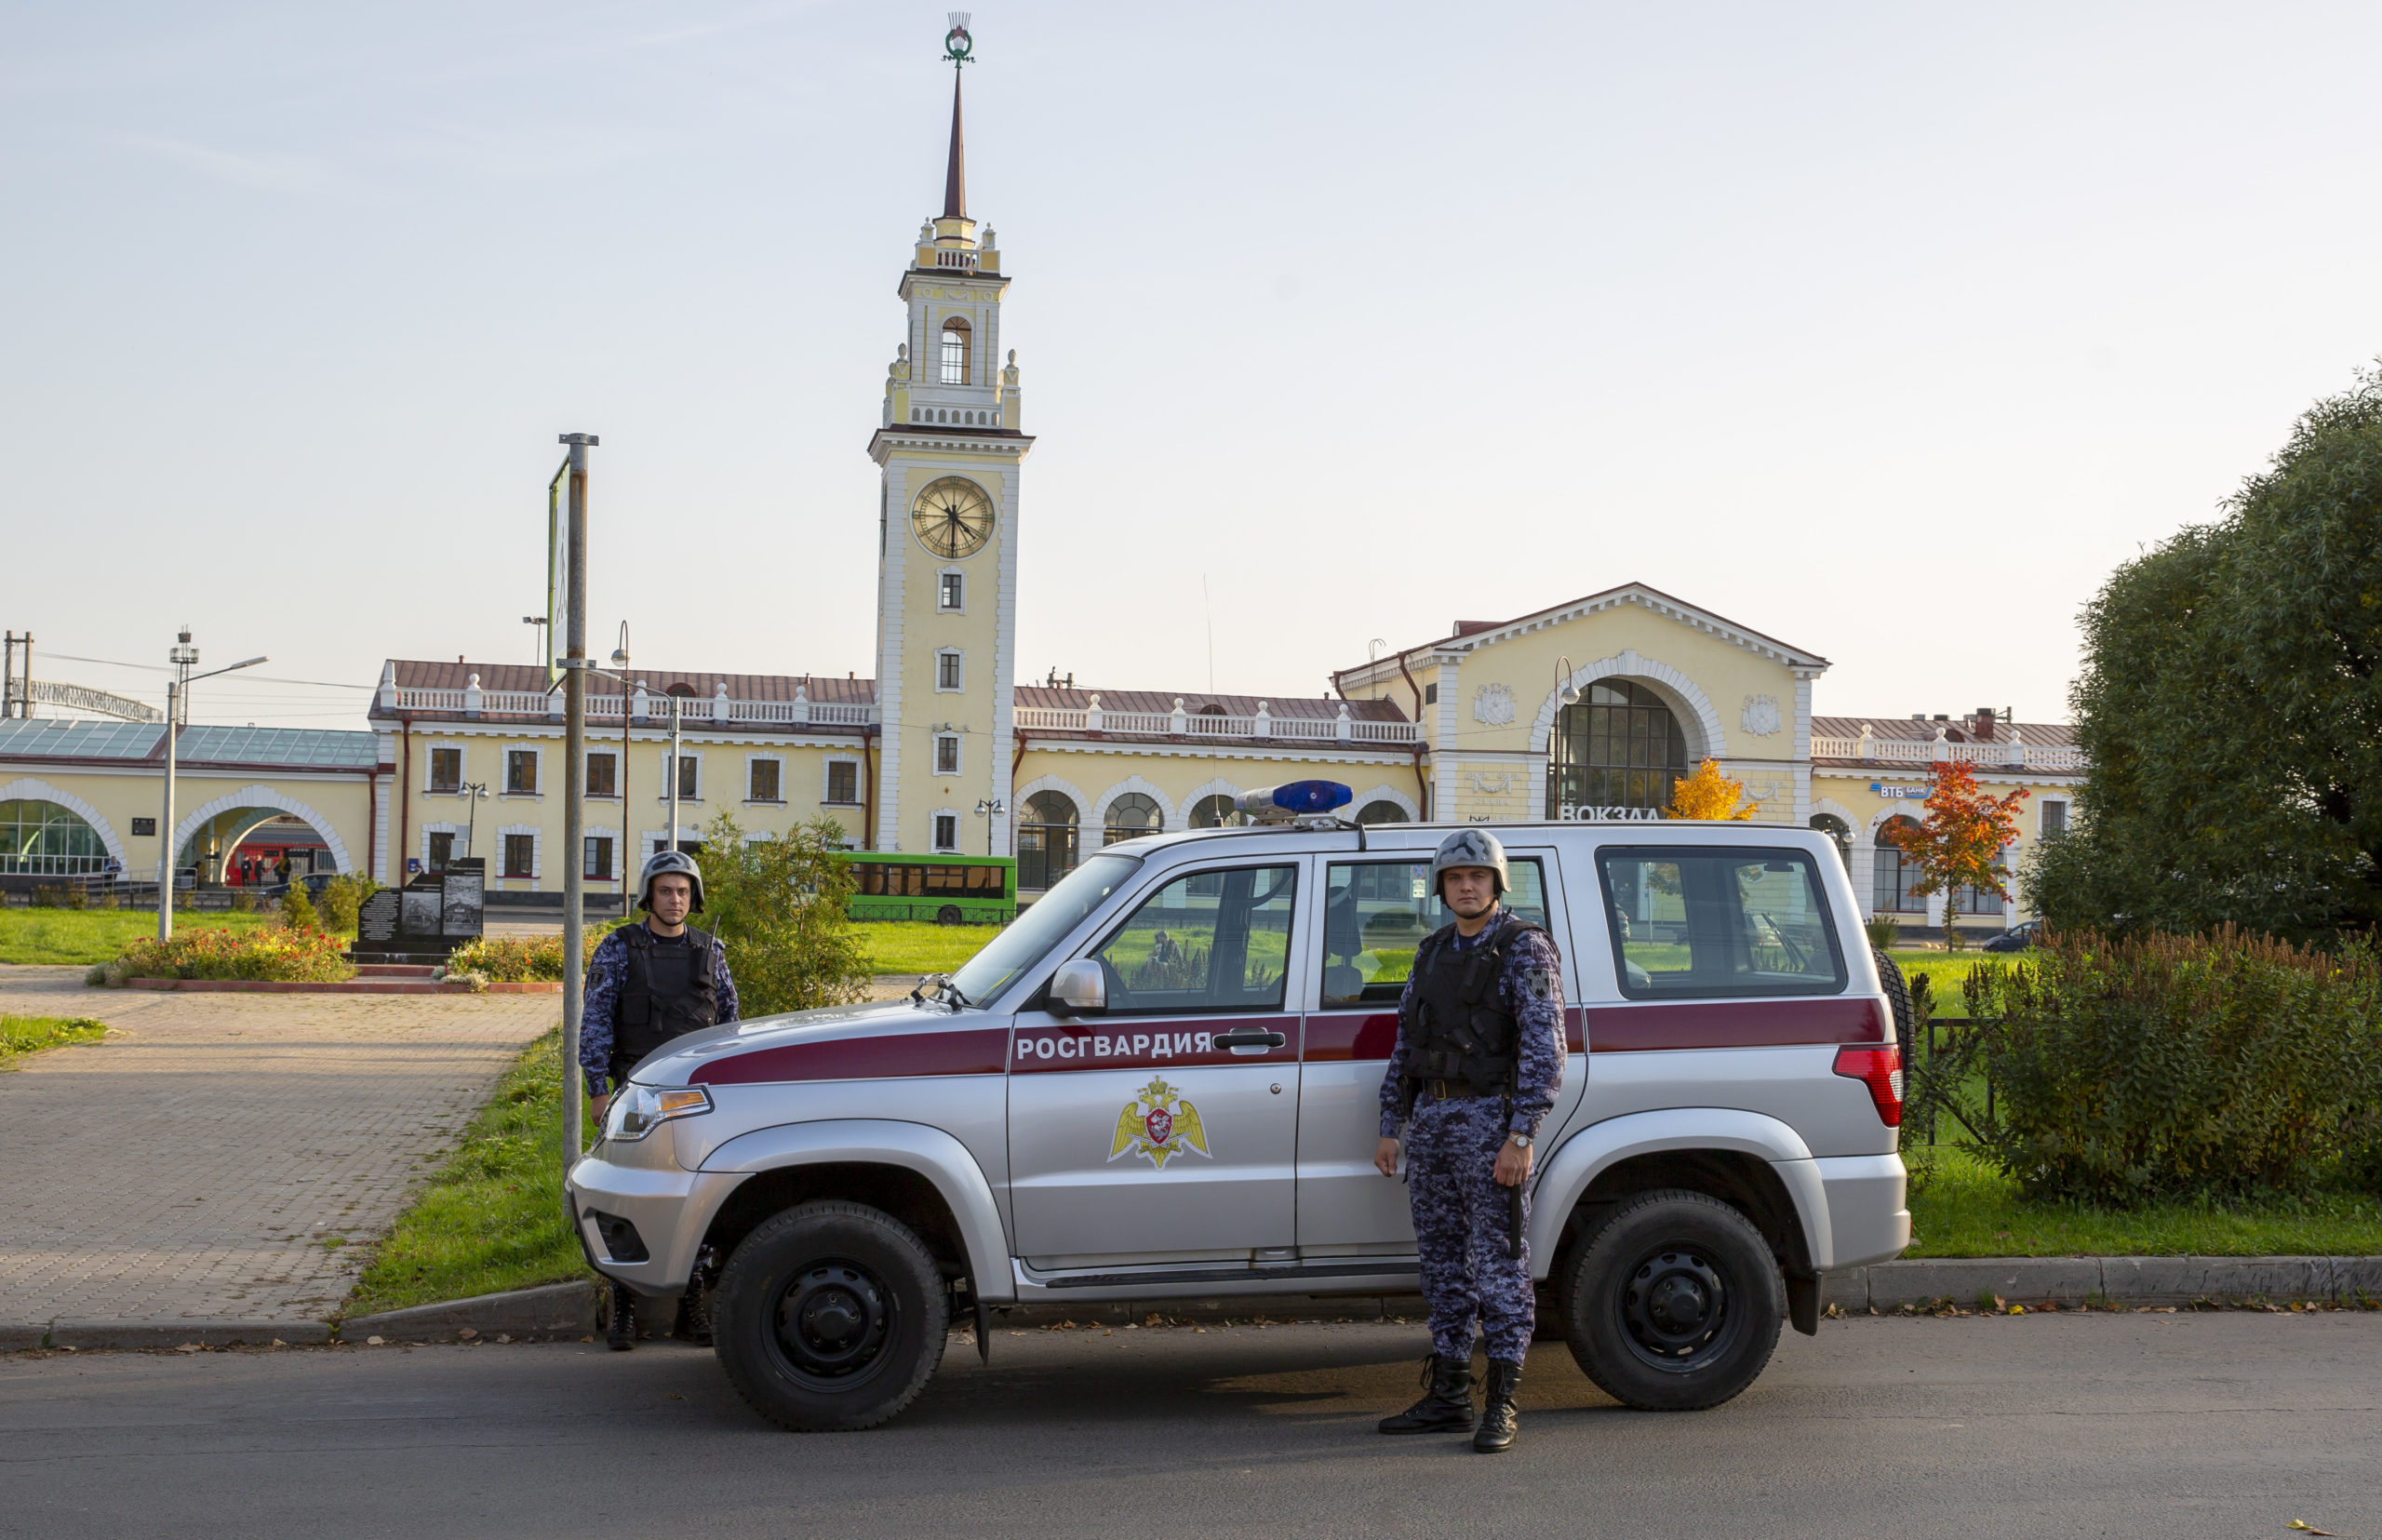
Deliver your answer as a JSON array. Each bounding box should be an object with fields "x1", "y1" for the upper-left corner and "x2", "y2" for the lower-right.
[{"x1": 1810, "y1": 734, "x2": 2085, "y2": 770}]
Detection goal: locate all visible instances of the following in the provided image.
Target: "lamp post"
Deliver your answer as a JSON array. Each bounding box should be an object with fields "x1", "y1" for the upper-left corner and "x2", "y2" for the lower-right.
[
  {"x1": 665, "y1": 691, "x2": 686, "y2": 853},
  {"x1": 157, "y1": 636, "x2": 267, "y2": 940},
  {"x1": 522, "y1": 615, "x2": 549, "y2": 668},
  {"x1": 1550, "y1": 656, "x2": 1582, "y2": 820},
  {"x1": 974, "y1": 797, "x2": 1005, "y2": 857},
  {"x1": 612, "y1": 624, "x2": 632, "y2": 898},
  {"x1": 460, "y1": 782, "x2": 489, "y2": 864}
]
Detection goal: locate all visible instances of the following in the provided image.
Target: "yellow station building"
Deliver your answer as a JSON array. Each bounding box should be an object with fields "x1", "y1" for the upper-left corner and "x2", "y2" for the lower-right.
[{"x1": 2, "y1": 65, "x2": 2083, "y2": 933}]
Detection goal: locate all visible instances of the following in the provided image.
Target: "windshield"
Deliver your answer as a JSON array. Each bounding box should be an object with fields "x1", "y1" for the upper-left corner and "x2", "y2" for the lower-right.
[{"x1": 950, "y1": 853, "x2": 1141, "y2": 1005}]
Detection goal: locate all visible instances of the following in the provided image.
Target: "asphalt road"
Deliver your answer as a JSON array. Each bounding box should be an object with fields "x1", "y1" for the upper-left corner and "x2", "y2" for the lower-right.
[{"x1": 3, "y1": 1314, "x2": 2376, "y2": 1539}]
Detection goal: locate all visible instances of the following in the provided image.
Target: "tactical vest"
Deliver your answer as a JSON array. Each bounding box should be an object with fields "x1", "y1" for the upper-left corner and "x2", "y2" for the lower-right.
[
  {"x1": 613, "y1": 922, "x2": 720, "y2": 1068},
  {"x1": 1403, "y1": 910, "x2": 1549, "y2": 1098}
]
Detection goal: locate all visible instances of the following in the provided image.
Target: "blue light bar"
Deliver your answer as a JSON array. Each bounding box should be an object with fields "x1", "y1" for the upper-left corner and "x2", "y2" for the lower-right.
[{"x1": 1235, "y1": 780, "x2": 1354, "y2": 818}]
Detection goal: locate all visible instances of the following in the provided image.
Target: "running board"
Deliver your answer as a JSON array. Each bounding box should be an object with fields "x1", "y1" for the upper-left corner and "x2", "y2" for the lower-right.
[{"x1": 1037, "y1": 1260, "x2": 1421, "y2": 1292}]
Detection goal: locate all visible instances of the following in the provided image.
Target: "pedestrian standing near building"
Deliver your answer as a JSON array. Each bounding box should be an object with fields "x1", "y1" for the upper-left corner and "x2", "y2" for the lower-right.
[
  {"x1": 1372, "y1": 828, "x2": 1565, "y2": 1453},
  {"x1": 274, "y1": 853, "x2": 290, "y2": 887},
  {"x1": 581, "y1": 849, "x2": 741, "y2": 1351}
]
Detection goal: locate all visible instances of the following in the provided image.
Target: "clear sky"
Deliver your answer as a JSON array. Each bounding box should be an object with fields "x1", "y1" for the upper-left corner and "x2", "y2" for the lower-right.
[{"x1": 7, "y1": 2, "x2": 2380, "y2": 730}]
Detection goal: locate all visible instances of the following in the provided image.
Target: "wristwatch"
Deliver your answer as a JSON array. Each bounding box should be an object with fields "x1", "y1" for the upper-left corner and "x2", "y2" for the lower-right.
[{"x1": 1507, "y1": 1132, "x2": 1532, "y2": 1149}]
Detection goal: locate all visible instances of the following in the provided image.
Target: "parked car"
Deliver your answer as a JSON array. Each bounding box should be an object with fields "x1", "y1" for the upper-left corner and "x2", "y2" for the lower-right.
[
  {"x1": 1980, "y1": 919, "x2": 2041, "y2": 954},
  {"x1": 568, "y1": 790, "x2": 1912, "y2": 1431}
]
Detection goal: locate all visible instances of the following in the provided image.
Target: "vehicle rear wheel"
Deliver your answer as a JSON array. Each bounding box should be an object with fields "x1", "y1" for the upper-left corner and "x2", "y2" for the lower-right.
[
  {"x1": 936, "y1": 904, "x2": 962, "y2": 926},
  {"x1": 1562, "y1": 1189, "x2": 1784, "y2": 1411},
  {"x1": 713, "y1": 1200, "x2": 948, "y2": 1431},
  {"x1": 1875, "y1": 953, "x2": 1915, "y2": 1072}
]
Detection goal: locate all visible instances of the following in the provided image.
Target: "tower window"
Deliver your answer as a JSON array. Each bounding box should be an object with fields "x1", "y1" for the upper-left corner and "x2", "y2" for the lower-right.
[
  {"x1": 940, "y1": 571, "x2": 964, "y2": 609},
  {"x1": 933, "y1": 813, "x2": 959, "y2": 851},
  {"x1": 935, "y1": 734, "x2": 961, "y2": 774},
  {"x1": 937, "y1": 650, "x2": 963, "y2": 690},
  {"x1": 940, "y1": 316, "x2": 972, "y2": 384}
]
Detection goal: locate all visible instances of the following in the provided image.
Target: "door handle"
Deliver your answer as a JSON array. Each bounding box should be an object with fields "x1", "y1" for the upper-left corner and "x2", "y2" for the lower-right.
[{"x1": 1212, "y1": 1028, "x2": 1287, "y2": 1050}]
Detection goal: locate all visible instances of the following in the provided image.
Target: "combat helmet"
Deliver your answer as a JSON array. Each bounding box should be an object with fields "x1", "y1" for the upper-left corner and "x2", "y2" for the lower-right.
[
  {"x1": 1430, "y1": 827, "x2": 1509, "y2": 900},
  {"x1": 637, "y1": 848, "x2": 706, "y2": 913}
]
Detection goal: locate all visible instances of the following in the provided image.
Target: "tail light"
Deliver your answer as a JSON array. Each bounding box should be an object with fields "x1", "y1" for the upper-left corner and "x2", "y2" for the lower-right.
[{"x1": 1834, "y1": 1045, "x2": 1904, "y2": 1127}]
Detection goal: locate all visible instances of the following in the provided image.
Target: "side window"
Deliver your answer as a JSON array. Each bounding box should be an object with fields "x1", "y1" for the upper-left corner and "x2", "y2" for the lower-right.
[
  {"x1": 1596, "y1": 846, "x2": 1845, "y2": 999},
  {"x1": 1319, "y1": 857, "x2": 1548, "y2": 1007},
  {"x1": 1091, "y1": 864, "x2": 1297, "y2": 1015}
]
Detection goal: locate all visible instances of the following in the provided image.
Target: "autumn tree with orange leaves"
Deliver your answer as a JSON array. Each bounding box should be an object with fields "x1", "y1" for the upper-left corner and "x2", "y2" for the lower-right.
[
  {"x1": 1881, "y1": 759, "x2": 2028, "y2": 924},
  {"x1": 1667, "y1": 759, "x2": 1760, "y2": 821}
]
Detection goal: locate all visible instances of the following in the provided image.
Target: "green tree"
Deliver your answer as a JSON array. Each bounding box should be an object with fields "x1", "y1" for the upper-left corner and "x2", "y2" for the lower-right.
[
  {"x1": 2033, "y1": 364, "x2": 2382, "y2": 943},
  {"x1": 695, "y1": 810, "x2": 871, "y2": 1017}
]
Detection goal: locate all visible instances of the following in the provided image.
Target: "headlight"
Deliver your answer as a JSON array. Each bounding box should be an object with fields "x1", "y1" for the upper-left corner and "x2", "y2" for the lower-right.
[{"x1": 606, "y1": 1084, "x2": 713, "y2": 1142}]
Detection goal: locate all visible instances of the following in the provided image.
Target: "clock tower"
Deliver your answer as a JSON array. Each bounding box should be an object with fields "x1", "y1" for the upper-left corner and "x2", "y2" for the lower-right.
[{"x1": 870, "y1": 15, "x2": 1029, "y2": 856}]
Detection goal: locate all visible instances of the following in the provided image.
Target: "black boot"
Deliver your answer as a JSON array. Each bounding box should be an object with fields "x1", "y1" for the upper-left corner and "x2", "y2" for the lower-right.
[
  {"x1": 673, "y1": 1280, "x2": 713, "y2": 1346},
  {"x1": 606, "y1": 1280, "x2": 637, "y2": 1352},
  {"x1": 1473, "y1": 1359, "x2": 1521, "y2": 1453},
  {"x1": 1377, "y1": 1354, "x2": 1477, "y2": 1435}
]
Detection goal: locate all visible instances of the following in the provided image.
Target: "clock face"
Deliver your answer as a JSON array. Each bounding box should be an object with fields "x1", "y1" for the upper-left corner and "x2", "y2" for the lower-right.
[{"x1": 910, "y1": 476, "x2": 996, "y2": 559}]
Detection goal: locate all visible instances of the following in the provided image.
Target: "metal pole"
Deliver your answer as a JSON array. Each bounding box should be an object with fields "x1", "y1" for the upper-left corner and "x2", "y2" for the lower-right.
[
  {"x1": 158, "y1": 680, "x2": 176, "y2": 940},
  {"x1": 668, "y1": 697, "x2": 682, "y2": 852},
  {"x1": 560, "y1": 432, "x2": 595, "y2": 1167}
]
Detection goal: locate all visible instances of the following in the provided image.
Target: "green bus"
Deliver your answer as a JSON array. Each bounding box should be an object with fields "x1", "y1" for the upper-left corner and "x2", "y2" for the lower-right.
[{"x1": 842, "y1": 851, "x2": 1017, "y2": 925}]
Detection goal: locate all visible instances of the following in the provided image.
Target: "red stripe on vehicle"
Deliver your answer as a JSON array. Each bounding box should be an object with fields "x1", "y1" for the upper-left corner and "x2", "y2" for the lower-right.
[
  {"x1": 1301, "y1": 1011, "x2": 1400, "y2": 1063},
  {"x1": 1586, "y1": 997, "x2": 1887, "y2": 1051},
  {"x1": 1010, "y1": 1016, "x2": 1300, "y2": 1073},
  {"x1": 688, "y1": 1026, "x2": 1010, "y2": 1086}
]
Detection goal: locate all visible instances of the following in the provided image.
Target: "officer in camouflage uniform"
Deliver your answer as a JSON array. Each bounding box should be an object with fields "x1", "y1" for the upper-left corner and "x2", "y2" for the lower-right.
[
  {"x1": 1373, "y1": 828, "x2": 1564, "y2": 1452},
  {"x1": 581, "y1": 848, "x2": 740, "y2": 1350}
]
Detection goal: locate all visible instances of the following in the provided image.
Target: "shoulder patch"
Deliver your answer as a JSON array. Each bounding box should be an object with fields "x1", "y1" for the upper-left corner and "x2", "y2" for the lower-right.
[{"x1": 1526, "y1": 965, "x2": 1555, "y2": 1002}]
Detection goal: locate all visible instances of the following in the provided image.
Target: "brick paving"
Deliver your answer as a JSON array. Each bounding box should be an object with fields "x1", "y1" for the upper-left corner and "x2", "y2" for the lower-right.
[{"x1": 0, "y1": 966, "x2": 557, "y2": 1331}]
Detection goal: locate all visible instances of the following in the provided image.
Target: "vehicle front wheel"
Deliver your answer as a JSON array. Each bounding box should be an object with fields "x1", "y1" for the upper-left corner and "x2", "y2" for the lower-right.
[
  {"x1": 1561, "y1": 1189, "x2": 1784, "y2": 1411},
  {"x1": 713, "y1": 1200, "x2": 949, "y2": 1431}
]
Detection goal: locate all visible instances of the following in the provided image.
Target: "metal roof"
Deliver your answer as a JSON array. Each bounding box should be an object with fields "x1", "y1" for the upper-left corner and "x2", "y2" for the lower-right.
[{"x1": 0, "y1": 717, "x2": 378, "y2": 769}]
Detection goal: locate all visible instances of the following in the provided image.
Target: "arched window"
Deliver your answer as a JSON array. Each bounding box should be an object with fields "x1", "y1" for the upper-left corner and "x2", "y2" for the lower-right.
[
  {"x1": 940, "y1": 316, "x2": 971, "y2": 384},
  {"x1": 1354, "y1": 799, "x2": 1411, "y2": 826},
  {"x1": 1018, "y1": 790, "x2": 1078, "y2": 891},
  {"x1": 0, "y1": 799, "x2": 108, "y2": 876},
  {"x1": 1809, "y1": 812, "x2": 1853, "y2": 871},
  {"x1": 1187, "y1": 794, "x2": 1247, "y2": 829},
  {"x1": 1873, "y1": 816, "x2": 1922, "y2": 914},
  {"x1": 1547, "y1": 679, "x2": 1689, "y2": 815},
  {"x1": 1103, "y1": 792, "x2": 1163, "y2": 845}
]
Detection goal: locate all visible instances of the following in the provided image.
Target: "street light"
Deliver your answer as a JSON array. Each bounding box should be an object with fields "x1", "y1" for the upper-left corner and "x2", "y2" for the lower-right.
[
  {"x1": 1550, "y1": 656, "x2": 1582, "y2": 821},
  {"x1": 974, "y1": 797, "x2": 1006, "y2": 857},
  {"x1": 460, "y1": 782, "x2": 489, "y2": 866},
  {"x1": 157, "y1": 636, "x2": 267, "y2": 940},
  {"x1": 523, "y1": 616, "x2": 549, "y2": 668}
]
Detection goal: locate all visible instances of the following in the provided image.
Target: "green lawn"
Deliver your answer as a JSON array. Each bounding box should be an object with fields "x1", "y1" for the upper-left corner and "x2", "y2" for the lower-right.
[
  {"x1": 0, "y1": 908, "x2": 278, "y2": 967},
  {"x1": 1905, "y1": 1143, "x2": 2382, "y2": 1257},
  {"x1": 0, "y1": 1014, "x2": 107, "y2": 1067},
  {"x1": 854, "y1": 919, "x2": 997, "y2": 976},
  {"x1": 345, "y1": 1029, "x2": 594, "y2": 1317}
]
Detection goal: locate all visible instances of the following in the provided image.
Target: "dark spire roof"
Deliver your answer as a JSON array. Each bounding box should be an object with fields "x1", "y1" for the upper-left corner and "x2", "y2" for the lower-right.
[{"x1": 941, "y1": 67, "x2": 967, "y2": 220}]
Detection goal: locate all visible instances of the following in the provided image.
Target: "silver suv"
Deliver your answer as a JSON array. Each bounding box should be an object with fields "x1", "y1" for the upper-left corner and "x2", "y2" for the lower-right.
[{"x1": 568, "y1": 812, "x2": 1910, "y2": 1431}]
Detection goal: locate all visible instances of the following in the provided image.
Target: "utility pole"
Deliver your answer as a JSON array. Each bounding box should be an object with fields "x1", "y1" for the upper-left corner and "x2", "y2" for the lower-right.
[
  {"x1": 559, "y1": 433, "x2": 596, "y2": 1168},
  {"x1": 157, "y1": 634, "x2": 265, "y2": 939},
  {"x1": 612, "y1": 623, "x2": 633, "y2": 909},
  {"x1": 2, "y1": 632, "x2": 24, "y2": 718},
  {"x1": 667, "y1": 693, "x2": 684, "y2": 853}
]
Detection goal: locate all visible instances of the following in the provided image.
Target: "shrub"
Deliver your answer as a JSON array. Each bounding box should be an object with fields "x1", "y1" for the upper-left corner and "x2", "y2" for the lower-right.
[
  {"x1": 231, "y1": 890, "x2": 258, "y2": 914},
  {"x1": 315, "y1": 874, "x2": 377, "y2": 935},
  {"x1": 447, "y1": 923, "x2": 622, "y2": 984},
  {"x1": 1866, "y1": 917, "x2": 1901, "y2": 953},
  {"x1": 279, "y1": 886, "x2": 320, "y2": 932},
  {"x1": 104, "y1": 926, "x2": 355, "y2": 984},
  {"x1": 1920, "y1": 927, "x2": 2382, "y2": 1202}
]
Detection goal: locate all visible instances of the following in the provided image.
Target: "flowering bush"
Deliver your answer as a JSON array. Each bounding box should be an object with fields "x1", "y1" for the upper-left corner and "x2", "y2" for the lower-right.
[
  {"x1": 100, "y1": 926, "x2": 355, "y2": 984},
  {"x1": 447, "y1": 923, "x2": 622, "y2": 984}
]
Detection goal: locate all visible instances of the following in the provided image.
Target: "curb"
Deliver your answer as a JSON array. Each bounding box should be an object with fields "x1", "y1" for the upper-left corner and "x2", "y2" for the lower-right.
[
  {"x1": 121, "y1": 978, "x2": 561, "y2": 995},
  {"x1": 1824, "y1": 1254, "x2": 2382, "y2": 1312},
  {"x1": 340, "y1": 1280, "x2": 599, "y2": 1342},
  {"x1": 43, "y1": 1320, "x2": 332, "y2": 1349}
]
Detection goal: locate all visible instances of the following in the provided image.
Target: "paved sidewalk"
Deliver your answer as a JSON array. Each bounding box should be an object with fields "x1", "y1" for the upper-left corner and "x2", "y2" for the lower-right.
[{"x1": 0, "y1": 966, "x2": 557, "y2": 1332}]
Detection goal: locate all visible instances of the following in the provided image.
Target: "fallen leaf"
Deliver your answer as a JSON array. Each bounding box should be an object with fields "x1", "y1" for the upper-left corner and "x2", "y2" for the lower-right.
[
  {"x1": 366, "y1": 1335, "x2": 385, "y2": 1346},
  {"x1": 2286, "y1": 1522, "x2": 2334, "y2": 1535},
  {"x1": 2008, "y1": 1305, "x2": 2026, "y2": 1315},
  {"x1": 456, "y1": 1328, "x2": 477, "y2": 1340},
  {"x1": 176, "y1": 1344, "x2": 202, "y2": 1354},
  {"x1": 494, "y1": 1333, "x2": 512, "y2": 1344},
  {"x1": 666, "y1": 1393, "x2": 684, "y2": 1401}
]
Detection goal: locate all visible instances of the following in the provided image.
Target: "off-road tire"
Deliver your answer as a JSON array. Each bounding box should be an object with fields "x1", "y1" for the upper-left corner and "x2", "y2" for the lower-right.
[
  {"x1": 713, "y1": 1200, "x2": 948, "y2": 1431},
  {"x1": 1562, "y1": 1189, "x2": 1785, "y2": 1411},
  {"x1": 1875, "y1": 953, "x2": 1915, "y2": 1072}
]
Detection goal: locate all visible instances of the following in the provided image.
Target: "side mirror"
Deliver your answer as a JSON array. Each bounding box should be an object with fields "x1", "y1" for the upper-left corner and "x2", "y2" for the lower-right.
[{"x1": 1050, "y1": 958, "x2": 1106, "y2": 1015}]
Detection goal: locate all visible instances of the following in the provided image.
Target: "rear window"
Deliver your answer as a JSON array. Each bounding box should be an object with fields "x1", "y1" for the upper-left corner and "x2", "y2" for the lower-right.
[{"x1": 1595, "y1": 846, "x2": 1845, "y2": 999}]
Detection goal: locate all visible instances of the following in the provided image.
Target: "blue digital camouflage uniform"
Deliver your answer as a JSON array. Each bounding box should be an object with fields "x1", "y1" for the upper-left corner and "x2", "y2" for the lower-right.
[
  {"x1": 578, "y1": 925, "x2": 741, "y2": 1095},
  {"x1": 1379, "y1": 912, "x2": 1566, "y2": 1363}
]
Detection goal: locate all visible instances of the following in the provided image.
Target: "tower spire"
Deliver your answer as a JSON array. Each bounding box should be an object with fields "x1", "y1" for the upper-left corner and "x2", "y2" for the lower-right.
[{"x1": 940, "y1": 14, "x2": 973, "y2": 221}]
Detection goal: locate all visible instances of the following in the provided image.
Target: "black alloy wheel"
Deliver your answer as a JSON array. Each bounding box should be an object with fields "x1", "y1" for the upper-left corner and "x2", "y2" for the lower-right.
[
  {"x1": 714, "y1": 1200, "x2": 948, "y2": 1431},
  {"x1": 1562, "y1": 1189, "x2": 1784, "y2": 1411}
]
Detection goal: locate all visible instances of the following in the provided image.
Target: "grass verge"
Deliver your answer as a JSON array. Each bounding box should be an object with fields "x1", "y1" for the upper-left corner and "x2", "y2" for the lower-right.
[
  {"x1": 0, "y1": 1014, "x2": 106, "y2": 1068},
  {"x1": 0, "y1": 908, "x2": 278, "y2": 967},
  {"x1": 855, "y1": 919, "x2": 996, "y2": 976},
  {"x1": 344, "y1": 1028, "x2": 594, "y2": 1316},
  {"x1": 1905, "y1": 1143, "x2": 2382, "y2": 1257}
]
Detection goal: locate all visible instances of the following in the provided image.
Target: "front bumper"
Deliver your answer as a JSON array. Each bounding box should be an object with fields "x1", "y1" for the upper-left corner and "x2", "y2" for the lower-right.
[{"x1": 566, "y1": 1152, "x2": 750, "y2": 1293}]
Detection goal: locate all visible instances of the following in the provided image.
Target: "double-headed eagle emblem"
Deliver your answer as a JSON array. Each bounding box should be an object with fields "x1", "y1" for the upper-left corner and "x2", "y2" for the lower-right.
[{"x1": 1108, "y1": 1077, "x2": 1211, "y2": 1171}]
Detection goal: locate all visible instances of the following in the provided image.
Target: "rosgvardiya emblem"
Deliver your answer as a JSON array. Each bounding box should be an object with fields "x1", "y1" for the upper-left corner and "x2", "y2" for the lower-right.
[{"x1": 1108, "y1": 1076, "x2": 1211, "y2": 1171}]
